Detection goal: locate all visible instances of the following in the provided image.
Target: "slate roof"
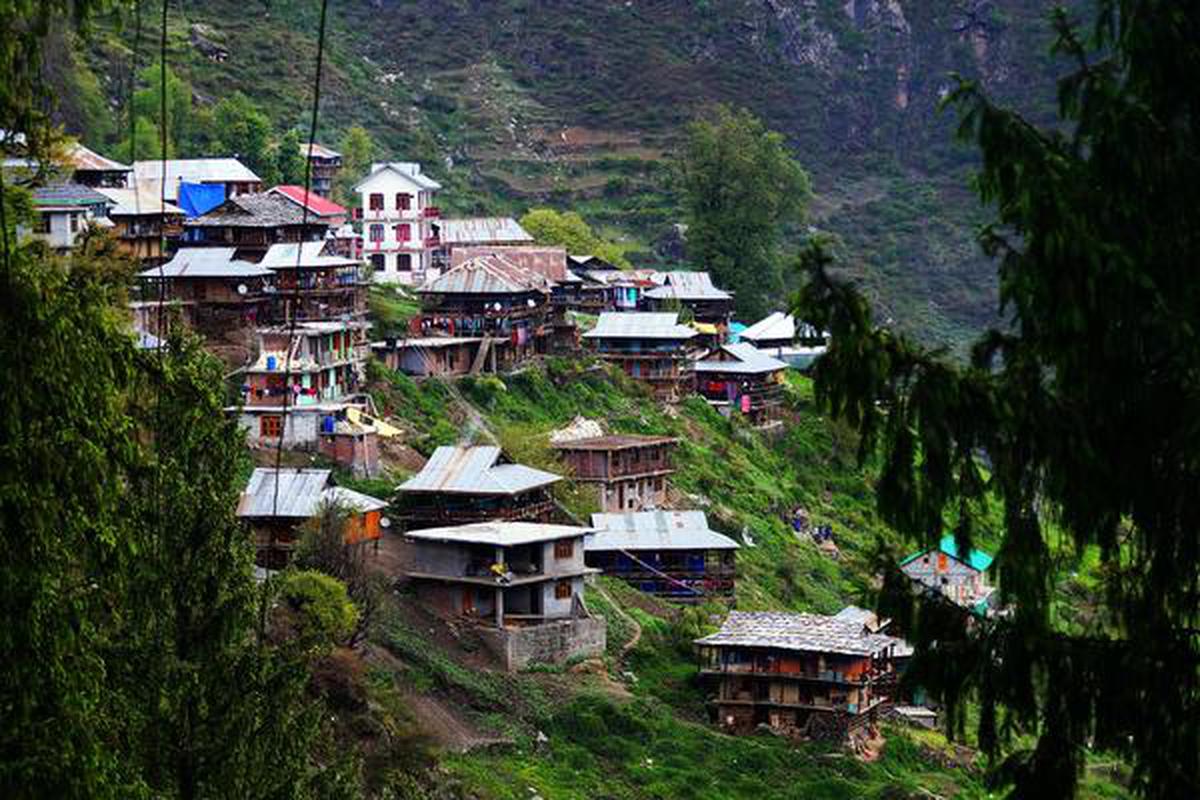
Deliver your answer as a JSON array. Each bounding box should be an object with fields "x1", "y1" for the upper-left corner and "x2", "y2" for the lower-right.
[
  {"x1": 694, "y1": 611, "x2": 905, "y2": 657},
  {"x1": 397, "y1": 445, "x2": 561, "y2": 496},
  {"x1": 268, "y1": 185, "x2": 348, "y2": 217},
  {"x1": 583, "y1": 312, "x2": 698, "y2": 340},
  {"x1": 237, "y1": 468, "x2": 387, "y2": 518},
  {"x1": 418, "y1": 253, "x2": 552, "y2": 295},
  {"x1": 405, "y1": 521, "x2": 591, "y2": 547},
  {"x1": 132, "y1": 158, "x2": 261, "y2": 200},
  {"x1": 588, "y1": 511, "x2": 739, "y2": 552},
  {"x1": 185, "y1": 193, "x2": 317, "y2": 228},
  {"x1": 900, "y1": 534, "x2": 994, "y2": 572},
  {"x1": 138, "y1": 247, "x2": 273, "y2": 279},
  {"x1": 258, "y1": 241, "x2": 360, "y2": 270},
  {"x1": 644, "y1": 271, "x2": 732, "y2": 301},
  {"x1": 95, "y1": 184, "x2": 185, "y2": 216},
  {"x1": 438, "y1": 217, "x2": 533, "y2": 246},
  {"x1": 694, "y1": 343, "x2": 789, "y2": 375},
  {"x1": 32, "y1": 183, "x2": 111, "y2": 208},
  {"x1": 552, "y1": 434, "x2": 677, "y2": 451}
]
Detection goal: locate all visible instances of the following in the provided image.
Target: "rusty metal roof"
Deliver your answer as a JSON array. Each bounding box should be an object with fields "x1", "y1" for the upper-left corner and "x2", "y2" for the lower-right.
[
  {"x1": 552, "y1": 434, "x2": 677, "y2": 451},
  {"x1": 694, "y1": 611, "x2": 905, "y2": 657},
  {"x1": 439, "y1": 217, "x2": 534, "y2": 246},
  {"x1": 449, "y1": 245, "x2": 567, "y2": 282},
  {"x1": 67, "y1": 142, "x2": 130, "y2": 173},
  {"x1": 418, "y1": 253, "x2": 552, "y2": 295},
  {"x1": 397, "y1": 445, "x2": 561, "y2": 495},
  {"x1": 588, "y1": 510, "x2": 739, "y2": 552}
]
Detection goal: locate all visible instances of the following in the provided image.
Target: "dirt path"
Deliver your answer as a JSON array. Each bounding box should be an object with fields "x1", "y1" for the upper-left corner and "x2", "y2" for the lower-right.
[
  {"x1": 402, "y1": 692, "x2": 512, "y2": 754},
  {"x1": 593, "y1": 582, "x2": 642, "y2": 658}
]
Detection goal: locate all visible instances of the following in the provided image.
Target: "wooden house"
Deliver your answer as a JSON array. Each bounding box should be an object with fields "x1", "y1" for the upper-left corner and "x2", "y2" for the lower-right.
[
  {"x1": 416, "y1": 253, "x2": 553, "y2": 369},
  {"x1": 582, "y1": 312, "x2": 699, "y2": 402},
  {"x1": 899, "y1": 535, "x2": 996, "y2": 615},
  {"x1": 355, "y1": 162, "x2": 442, "y2": 284},
  {"x1": 551, "y1": 434, "x2": 677, "y2": 512},
  {"x1": 132, "y1": 157, "x2": 262, "y2": 204},
  {"x1": 643, "y1": 271, "x2": 734, "y2": 327},
  {"x1": 136, "y1": 247, "x2": 273, "y2": 333},
  {"x1": 694, "y1": 343, "x2": 789, "y2": 425},
  {"x1": 267, "y1": 184, "x2": 349, "y2": 227},
  {"x1": 695, "y1": 612, "x2": 907, "y2": 740},
  {"x1": 402, "y1": 521, "x2": 605, "y2": 670},
  {"x1": 257, "y1": 240, "x2": 366, "y2": 325},
  {"x1": 587, "y1": 510, "x2": 738, "y2": 601},
  {"x1": 64, "y1": 143, "x2": 132, "y2": 188},
  {"x1": 182, "y1": 192, "x2": 329, "y2": 260},
  {"x1": 236, "y1": 468, "x2": 387, "y2": 569},
  {"x1": 395, "y1": 445, "x2": 561, "y2": 531},
  {"x1": 297, "y1": 142, "x2": 342, "y2": 198},
  {"x1": 739, "y1": 311, "x2": 829, "y2": 370},
  {"x1": 96, "y1": 182, "x2": 185, "y2": 263},
  {"x1": 370, "y1": 336, "x2": 488, "y2": 377}
]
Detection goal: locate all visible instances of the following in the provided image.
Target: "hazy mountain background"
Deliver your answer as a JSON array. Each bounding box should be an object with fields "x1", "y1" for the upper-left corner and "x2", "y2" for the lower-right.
[{"x1": 56, "y1": 0, "x2": 1071, "y2": 346}]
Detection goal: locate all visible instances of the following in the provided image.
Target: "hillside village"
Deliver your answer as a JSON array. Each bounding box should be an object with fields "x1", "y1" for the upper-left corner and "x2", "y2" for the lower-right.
[{"x1": 9, "y1": 141, "x2": 1009, "y2": 760}]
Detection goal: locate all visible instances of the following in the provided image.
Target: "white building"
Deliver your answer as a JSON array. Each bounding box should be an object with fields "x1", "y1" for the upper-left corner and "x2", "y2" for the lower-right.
[
  {"x1": 353, "y1": 162, "x2": 442, "y2": 285},
  {"x1": 27, "y1": 184, "x2": 113, "y2": 251}
]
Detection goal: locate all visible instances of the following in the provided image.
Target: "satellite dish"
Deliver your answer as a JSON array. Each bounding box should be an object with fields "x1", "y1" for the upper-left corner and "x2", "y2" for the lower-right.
[
  {"x1": 237, "y1": 284, "x2": 248, "y2": 296},
  {"x1": 380, "y1": 517, "x2": 392, "y2": 529},
  {"x1": 527, "y1": 298, "x2": 536, "y2": 308},
  {"x1": 493, "y1": 302, "x2": 502, "y2": 312}
]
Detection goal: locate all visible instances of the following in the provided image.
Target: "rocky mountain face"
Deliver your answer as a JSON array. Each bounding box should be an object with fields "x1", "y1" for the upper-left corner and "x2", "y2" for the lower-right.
[{"x1": 68, "y1": 0, "x2": 1068, "y2": 346}]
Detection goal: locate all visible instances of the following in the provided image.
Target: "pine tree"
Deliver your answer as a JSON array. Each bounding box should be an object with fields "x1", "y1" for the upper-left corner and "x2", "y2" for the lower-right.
[{"x1": 796, "y1": 3, "x2": 1200, "y2": 797}]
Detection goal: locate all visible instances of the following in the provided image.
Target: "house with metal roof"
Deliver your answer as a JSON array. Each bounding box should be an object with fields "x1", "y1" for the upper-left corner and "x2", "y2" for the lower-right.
[
  {"x1": 24, "y1": 183, "x2": 113, "y2": 251},
  {"x1": 236, "y1": 467, "x2": 387, "y2": 568},
  {"x1": 135, "y1": 247, "x2": 274, "y2": 334},
  {"x1": 96, "y1": 182, "x2": 185, "y2": 263},
  {"x1": 257, "y1": 240, "x2": 366, "y2": 325},
  {"x1": 396, "y1": 445, "x2": 562, "y2": 531},
  {"x1": 695, "y1": 342, "x2": 790, "y2": 426},
  {"x1": 354, "y1": 161, "x2": 442, "y2": 284},
  {"x1": 65, "y1": 143, "x2": 131, "y2": 188},
  {"x1": 583, "y1": 312, "x2": 699, "y2": 402},
  {"x1": 132, "y1": 157, "x2": 262, "y2": 202},
  {"x1": 695, "y1": 611, "x2": 908, "y2": 740},
  {"x1": 401, "y1": 520, "x2": 605, "y2": 670},
  {"x1": 587, "y1": 510, "x2": 739, "y2": 600},
  {"x1": 899, "y1": 535, "x2": 996, "y2": 614},
  {"x1": 267, "y1": 185, "x2": 348, "y2": 224},
  {"x1": 369, "y1": 336, "x2": 488, "y2": 378},
  {"x1": 552, "y1": 433, "x2": 678, "y2": 513},
  {"x1": 435, "y1": 216, "x2": 534, "y2": 254},
  {"x1": 295, "y1": 143, "x2": 342, "y2": 198},
  {"x1": 643, "y1": 271, "x2": 734, "y2": 325},
  {"x1": 182, "y1": 192, "x2": 330, "y2": 259},
  {"x1": 739, "y1": 311, "x2": 829, "y2": 369}
]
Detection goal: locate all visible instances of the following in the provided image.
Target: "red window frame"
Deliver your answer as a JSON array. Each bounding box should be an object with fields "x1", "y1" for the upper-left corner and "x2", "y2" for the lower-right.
[
  {"x1": 396, "y1": 193, "x2": 411, "y2": 210},
  {"x1": 368, "y1": 193, "x2": 384, "y2": 210}
]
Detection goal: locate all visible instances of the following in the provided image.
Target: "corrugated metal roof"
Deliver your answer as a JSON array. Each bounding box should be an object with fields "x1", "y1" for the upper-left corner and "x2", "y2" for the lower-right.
[
  {"x1": 67, "y1": 143, "x2": 130, "y2": 173},
  {"x1": 238, "y1": 468, "x2": 332, "y2": 518},
  {"x1": 694, "y1": 611, "x2": 905, "y2": 657},
  {"x1": 132, "y1": 158, "x2": 261, "y2": 200},
  {"x1": 583, "y1": 312, "x2": 698, "y2": 340},
  {"x1": 900, "y1": 535, "x2": 994, "y2": 572},
  {"x1": 449, "y1": 245, "x2": 567, "y2": 282},
  {"x1": 95, "y1": 183, "x2": 184, "y2": 216},
  {"x1": 32, "y1": 183, "x2": 111, "y2": 208},
  {"x1": 552, "y1": 434, "x2": 677, "y2": 451},
  {"x1": 588, "y1": 510, "x2": 739, "y2": 552},
  {"x1": 299, "y1": 142, "x2": 341, "y2": 160},
  {"x1": 355, "y1": 162, "x2": 442, "y2": 192},
  {"x1": 138, "y1": 247, "x2": 273, "y2": 279},
  {"x1": 694, "y1": 342, "x2": 789, "y2": 375},
  {"x1": 397, "y1": 445, "x2": 561, "y2": 495},
  {"x1": 370, "y1": 336, "x2": 484, "y2": 349},
  {"x1": 740, "y1": 311, "x2": 794, "y2": 342},
  {"x1": 644, "y1": 271, "x2": 732, "y2": 301},
  {"x1": 418, "y1": 253, "x2": 552, "y2": 295},
  {"x1": 268, "y1": 185, "x2": 347, "y2": 217},
  {"x1": 405, "y1": 521, "x2": 591, "y2": 547},
  {"x1": 325, "y1": 486, "x2": 389, "y2": 513},
  {"x1": 439, "y1": 217, "x2": 533, "y2": 246},
  {"x1": 258, "y1": 241, "x2": 359, "y2": 270}
]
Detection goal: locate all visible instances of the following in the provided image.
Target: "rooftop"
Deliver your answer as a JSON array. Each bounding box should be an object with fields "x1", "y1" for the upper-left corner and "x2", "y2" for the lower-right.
[
  {"x1": 419, "y1": 253, "x2": 552, "y2": 295},
  {"x1": 449, "y1": 245, "x2": 568, "y2": 283},
  {"x1": 694, "y1": 611, "x2": 905, "y2": 657},
  {"x1": 583, "y1": 312, "x2": 698, "y2": 340},
  {"x1": 356, "y1": 161, "x2": 442, "y2": 192},
  {"x1": 740, "y1": 311, "x2": 795, "y2": 343},
  {"x1": 137, "y1": 247, "x2": 272, "y2": 279},
  {"x1": 405, "y1": 521, "x2": 591, "y2": 547},
  {"x1": 66, "y1": 142, "x2": 130, "y2": 173},
  {"x1": 96, "y1": 183, "x2": 185, "y2": 216},
  {"x1": 258, "y1": 240, "x2": 360, "y2": 271},
  {"x1": 397, "y1": 445, "x2": 561, "y2": 496},
  {"x1": 185, "y1": 192, "x2": 320, "y2": 228},
  {"x1": 438, "y1": 217, "x2": 534, "y2": 246},
  {"x1": 588, "y1": 510, "x2": 739, "y2": 552},
  {"x1": 131, "y1": 158, "x2": 261, "y2": 200},
  {"x1": 694, "y1": 342, "x2": 789, "y2": 375},
  {"x1": 900, "y1": 534, "x2": 994, "y2": 573},
  {"x1": 32, "y1": 182, "x2": 111, "y2": 208},
  {"x1": 268, "y1": 185, "x2": 348, "y2": 217},
  {"x1": 644, "y1": 271, "x2": 732, "y2": 302},
  {"x1": 552, "y1": 434, "x2": 678, "y2": 451},
  {"x1": 236, "y1": 468, "x2": 387, "y2": 519},
  {"x1": 299, "y1": 142, "x2": 341, "y2": 160}
]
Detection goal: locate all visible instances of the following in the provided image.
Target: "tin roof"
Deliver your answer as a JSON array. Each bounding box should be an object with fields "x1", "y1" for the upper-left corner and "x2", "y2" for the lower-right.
[
  {"x1": 900, "y1": 535, "x2": 994, "y2": 572},
  {"x1": 740, "y1": 311, "x2": 794, "y2": 342},
  {"x1": 355, "y1": 162, "x2": 442, "y2": 192},
  {"x1": 258, "y1": 241, "x2": 359, "y2": 270},
  {"x1": 694, "y1": 611, "x2": 904, "y2": 657},
  {"x1": 185, "y1": 192, "x2": 317, "y2": 228},
  {"x1": 237, "y1": 468, "x2": 387, "y2": 518},
  {"x1": 299, "y1": 142, "x2": 341, "y2": 160},
  {"x1": 32, "y1": 182, "x2": 111, "y2": 208},
  {"x1": 694, "y1": 343, "x2": 789, "y2": 375},
  {"x1": 132, "y1": 158, "x2": 261, "y2": 200},
  {"x1": 405, "y1": 521, "x2": 590, "y2": 547},
  {"x1": 644, "y1": 271, "x2": 732, "y2": 301},
  {"x1": 138, "y1": 247, "x2": 273, "y2": 279},
  {"x1": 439, "y1": 217, "x2": 534, "y2": 246},
  {"x1": 552, "y1": 434, "x2": 677, "y2": 451},
  {"x1": 95, "y1": 183, "x2": 184, "y2": 216},
  {"x1": 583, "y1": 312, "x2": 698, "y2": 340},
  {"x1": 268, "y1": 185, "x2": 347, "y2": 217},
  {"x1": 449, "y1": 245, "x2": 568, "y2": 282},
  {"x1": 370, "y1": 336, "x2": 484, "y2": 349},
  {"x1": 397, "y1": 445, "x2": 561, "y2": 496},
  {"x1": 67, "y1": 143, "x2": 130, "y2": 173},
  {"x1": 418, "y1": 253, "x2": 552, "y2": 295},
  {"x1": 588, "y1": 510, "x2": 739, "y2": 552}
]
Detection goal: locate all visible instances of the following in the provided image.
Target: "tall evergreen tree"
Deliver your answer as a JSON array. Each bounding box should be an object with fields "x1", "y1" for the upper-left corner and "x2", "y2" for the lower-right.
[{"x1": 796, "y1": 3, "x2": 1200, "y2": 797}]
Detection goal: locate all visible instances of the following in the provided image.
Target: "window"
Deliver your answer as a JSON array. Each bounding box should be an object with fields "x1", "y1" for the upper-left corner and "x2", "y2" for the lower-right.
[
  {"x1": 368, "y1": 193, "x2": 383, "y2": 210},
  {"x1": 554, "y1": 580, "x2": 573, "y2": 600},
  {"x1": 396, "y1": 253, "x2": 412, "y2": 271},
  {"x1": 369, "y1": 254, "x2": 385, "y2": 271},
  {"x1": 368, "y1": 224, "x2": 384, "y2": 242},
  {"x1": 69, "y1": 213, "x2": 80, "y2": 233},
  {"x1": 554, "y1": 539, "x2": 574, "y2": 559},
  {"x1": 34, "y1": 213, "x2": 50, "y2": 234},
  {"x1": 395, "y1": 223, "x2": 411, "y2": 242},
  {"x1": 396, "y1": 193, "x2": 411, "y2": 210},
  {"x1": 260, "y1": 415, "x2": 283, "y2": 438}
]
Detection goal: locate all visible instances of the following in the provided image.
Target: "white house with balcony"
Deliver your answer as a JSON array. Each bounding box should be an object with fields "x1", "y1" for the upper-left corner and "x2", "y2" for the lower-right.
[{"x1": 353, "y1": 162, "x2": 442, "y2": 285}]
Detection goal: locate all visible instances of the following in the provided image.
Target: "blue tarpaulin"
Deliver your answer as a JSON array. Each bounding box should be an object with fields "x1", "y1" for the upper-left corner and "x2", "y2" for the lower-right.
[{"x1": 177, "y1": 182, "x2": 225, "y2": 217}]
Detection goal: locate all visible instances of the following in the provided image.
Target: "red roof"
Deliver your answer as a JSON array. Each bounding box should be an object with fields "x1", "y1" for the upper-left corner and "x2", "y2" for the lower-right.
[{"x1": 268, "y1": 185, "x2": 346, "y2": 217}]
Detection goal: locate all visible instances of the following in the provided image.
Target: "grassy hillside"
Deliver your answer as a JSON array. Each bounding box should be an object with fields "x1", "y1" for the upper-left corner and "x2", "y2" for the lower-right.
[{"x1": 62, "y1": 0, "x2": 1078, "y2": 349}]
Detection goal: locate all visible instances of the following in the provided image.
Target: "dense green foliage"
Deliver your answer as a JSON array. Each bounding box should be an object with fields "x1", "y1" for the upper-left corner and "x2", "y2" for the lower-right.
[
  {"x1": 796, "y1": 3, "x2": 1200, "y2": 797},
  {"x1": 677, "y1": 105, "x2": 811, "y2": 319},
  {"x1": 519, "y1": 207, "x2": 632, "y2": 268}
]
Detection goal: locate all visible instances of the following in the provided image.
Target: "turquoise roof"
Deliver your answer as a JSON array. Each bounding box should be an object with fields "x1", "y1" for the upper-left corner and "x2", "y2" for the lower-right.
[{"x1": 900, "y1": 534, "x2": 993, "y2": 572}]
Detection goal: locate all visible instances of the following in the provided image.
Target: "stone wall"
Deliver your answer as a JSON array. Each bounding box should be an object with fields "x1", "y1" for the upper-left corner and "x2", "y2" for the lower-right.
[{"x1": 476, "y1": 617, "x2": 606, "y2": 671}]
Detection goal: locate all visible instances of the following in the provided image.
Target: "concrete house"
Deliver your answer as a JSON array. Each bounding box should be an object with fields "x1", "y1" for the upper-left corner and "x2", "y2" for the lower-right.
[
  {"x1": 583, "y1": 312, "x2": 699, "y2": 402},
  {"x1": 27, "y1": 183, "x2": 112, "y2": 251},
  {"x1": 354, "y1": 162, "x2": 442, "y2": 284},
  {"x1": 588, "y1": 510, "x2": 739, "y2": 600},
  {"x1": 695, "y1": 611, "x2": 907, "y2": 740},
  {"x1": 899, "y1": 535, "x2": 996, "y2": 614},
  {"x1": 551, "y1": 433, "x2": 677, "y2": 512},
  {"x1": 396, "y1": 445, "x2": 562, "y2": 531},
  {"x1": 694, "y1": 342, "x2": 789, "y2": 426},
  {"x1": 402, "y1": 520, "x2": 605, "y2": 670}
]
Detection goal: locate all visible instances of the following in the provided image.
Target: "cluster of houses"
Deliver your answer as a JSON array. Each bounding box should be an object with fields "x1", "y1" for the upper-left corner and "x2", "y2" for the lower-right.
[{"x1": 8, "y1": 141, "x2": 996, "y2": 744}]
